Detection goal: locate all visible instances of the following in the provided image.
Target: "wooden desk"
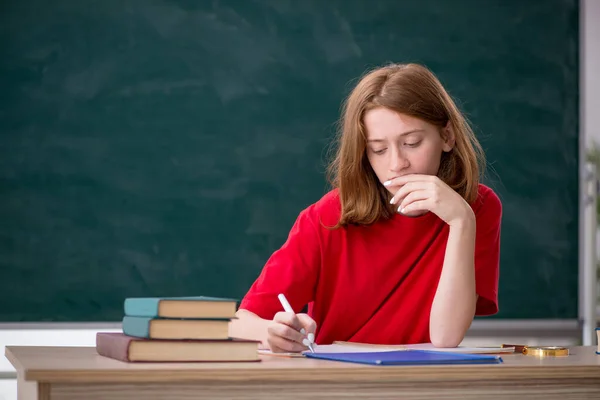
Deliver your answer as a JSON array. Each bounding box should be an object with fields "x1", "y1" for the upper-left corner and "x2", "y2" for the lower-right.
[{"x1": 5, "y1": 346, "x2": 600, "y2": 400}]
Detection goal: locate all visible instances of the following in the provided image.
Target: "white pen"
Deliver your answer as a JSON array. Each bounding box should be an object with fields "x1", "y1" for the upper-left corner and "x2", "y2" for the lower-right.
[{"x1": 277, "y1": 293, "x2": 315, "y2": 353}]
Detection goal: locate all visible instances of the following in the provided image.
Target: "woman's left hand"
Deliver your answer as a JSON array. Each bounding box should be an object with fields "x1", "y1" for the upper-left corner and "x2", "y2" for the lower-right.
[{"x1": 386, "y1": 174, "x2": 474, "y2": 226}]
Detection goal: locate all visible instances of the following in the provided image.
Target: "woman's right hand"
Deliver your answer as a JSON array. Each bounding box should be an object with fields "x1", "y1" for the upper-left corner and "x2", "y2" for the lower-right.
[{"x1": 267, "y1": 312, "x2": 317, "y2": 353}]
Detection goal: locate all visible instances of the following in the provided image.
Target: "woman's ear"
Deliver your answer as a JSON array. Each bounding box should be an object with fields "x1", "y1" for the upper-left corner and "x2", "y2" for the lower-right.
[{"x1": 441, "y1": 121, "x2": 456, "y2": 152}]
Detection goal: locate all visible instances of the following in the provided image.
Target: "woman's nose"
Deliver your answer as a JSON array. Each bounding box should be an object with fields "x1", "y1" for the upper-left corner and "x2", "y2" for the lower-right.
[{"x1": 390, "y1": 148, "x2": 409, "y2": 172}]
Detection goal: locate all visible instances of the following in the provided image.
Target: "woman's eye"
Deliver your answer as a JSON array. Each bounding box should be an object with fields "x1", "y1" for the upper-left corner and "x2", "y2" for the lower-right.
[
  {"x1": 372, "y1": 149, "x2": 386, "y2": 155},
  {"x1": 405, "y1": 140, "x2": 422, "y2": 148}
]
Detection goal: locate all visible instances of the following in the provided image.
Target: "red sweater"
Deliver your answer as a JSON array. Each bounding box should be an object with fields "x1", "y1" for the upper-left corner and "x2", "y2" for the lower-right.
[{"x1": 239, "y1": 184, "x2": 502, "y2": 345}]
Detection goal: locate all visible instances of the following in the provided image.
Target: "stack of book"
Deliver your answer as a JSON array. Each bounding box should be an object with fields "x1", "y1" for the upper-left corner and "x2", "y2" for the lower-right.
[{"x1": 96, "y1": 296, "x2": 260, "y2": 362}]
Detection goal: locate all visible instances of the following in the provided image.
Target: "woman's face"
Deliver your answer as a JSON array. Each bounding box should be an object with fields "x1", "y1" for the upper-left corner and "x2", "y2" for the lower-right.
[{"x1": 364, "y1": 107, "x2": 454, "y2": 215}]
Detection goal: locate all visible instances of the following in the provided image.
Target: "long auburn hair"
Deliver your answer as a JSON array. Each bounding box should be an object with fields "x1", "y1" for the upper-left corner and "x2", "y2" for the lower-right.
[{"x1": 326, "y1": 63, "x2": 485, "y2": 228}]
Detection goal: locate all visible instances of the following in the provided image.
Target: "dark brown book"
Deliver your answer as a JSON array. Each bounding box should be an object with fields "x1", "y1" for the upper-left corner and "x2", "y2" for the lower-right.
[{"x1": 96, "y1": 332, "x2": 260, "y2": 362}]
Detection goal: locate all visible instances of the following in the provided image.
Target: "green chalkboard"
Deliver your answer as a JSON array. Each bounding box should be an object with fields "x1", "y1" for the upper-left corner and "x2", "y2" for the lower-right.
[{"x1": 0, "y1": 0, "x2": 579, "y2": 321}]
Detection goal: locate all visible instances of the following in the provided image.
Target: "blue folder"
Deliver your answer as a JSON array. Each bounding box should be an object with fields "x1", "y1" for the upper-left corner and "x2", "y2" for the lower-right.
[{"x1": 304, "y1": 350, "x2": 503, "y2": 365}]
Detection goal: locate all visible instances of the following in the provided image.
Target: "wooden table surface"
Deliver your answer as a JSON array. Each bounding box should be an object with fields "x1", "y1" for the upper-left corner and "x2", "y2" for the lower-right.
[{"x1": 6, "y1": 345, "x2": 600, "y2": 400}]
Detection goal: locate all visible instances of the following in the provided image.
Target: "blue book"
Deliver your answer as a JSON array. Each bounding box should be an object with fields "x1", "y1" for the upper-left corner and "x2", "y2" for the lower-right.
[
  {"x1": 304, "y1": 350, "x2": 503, "y2": 365},
  {"x1": 122, "y1": 316, "x2": 231, "y2": 340},
  {"x1": 124, "y1": 296, "x2": 237, "y2": 319}
]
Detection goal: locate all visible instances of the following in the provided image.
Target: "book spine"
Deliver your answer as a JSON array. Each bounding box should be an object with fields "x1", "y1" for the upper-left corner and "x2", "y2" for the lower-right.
[
  {"x1": 95, "y1": 333, "x2": 131, "y2": 362},
  {"x1": 122, "y1": 316, "x2": 151, "y2": 338},
  {"x1": 124, "y1": 298, "x2": 160, "y2": 317}
]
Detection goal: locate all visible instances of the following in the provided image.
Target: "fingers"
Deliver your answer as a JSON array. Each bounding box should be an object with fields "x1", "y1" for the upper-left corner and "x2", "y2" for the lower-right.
[
  {"x1": 267, "y1": 312, "x2": 318, "y2": 353},
  {"x1": 389, "y1": 182, "x2": 432, "y2": 205},
  {"x1": 401, "y1": 199, "x2": 429, "y2": 214},
  {"x1": 397, "y1": 190, "x2": 429, "y2": 213},
  {"x1": 296, "y1": 313, "x2": 317, "y2": 343},
  {"x1": 384, "y1": 174, "x2": 436, "y2": 189},
  {"x1": 272, "y1": 312, "x2": 305, "y2": 341},
  {"x1": 268, "y1": 312, "x2": 315, "y2": 353},
  {"x1": 267, "y1": 321, "x2": 309, "y2": 353},
  {"x1": 267, "y1": 336, "x2": 307, "y2": 353}
]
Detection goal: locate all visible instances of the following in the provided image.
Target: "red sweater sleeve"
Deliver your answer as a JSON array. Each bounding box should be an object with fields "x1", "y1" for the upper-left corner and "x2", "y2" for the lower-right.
[
  {"x1": 238, "y1": 206, "x2": 321, "y2": 319},
  {"x1": 473, "y1": 188, "x2": 502, "y2": 316}
]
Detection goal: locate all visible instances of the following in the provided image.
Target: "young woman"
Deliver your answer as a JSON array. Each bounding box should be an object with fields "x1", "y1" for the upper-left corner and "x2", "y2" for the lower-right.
[{"x1": 229, "y1": 63, "x2": 502, "y2": 352}]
